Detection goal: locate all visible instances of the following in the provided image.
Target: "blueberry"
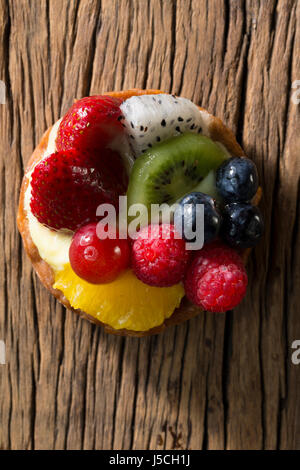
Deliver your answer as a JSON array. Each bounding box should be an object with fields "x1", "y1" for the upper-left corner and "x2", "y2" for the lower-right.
[
  {"x1": 216, "y1": 157, "x2": 259, "y2": 202},
  {"x1": 221, "y1": 202, "x2": 264, "y2": 248},
  {"x1": 174, "y1": 192, "x2": 221, "y2": 245}
]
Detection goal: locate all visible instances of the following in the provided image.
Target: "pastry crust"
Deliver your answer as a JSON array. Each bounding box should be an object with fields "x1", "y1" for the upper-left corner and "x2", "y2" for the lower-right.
[{"x1": 17, "y1": 89, "x2": 261, "y2": 336}]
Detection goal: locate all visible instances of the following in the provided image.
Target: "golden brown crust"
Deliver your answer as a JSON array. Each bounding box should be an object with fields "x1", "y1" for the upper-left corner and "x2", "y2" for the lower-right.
[
  {"x1": 209, "y1": 116, "x2": 244, "y2": 157},
  {"x1": 104, "y1": 88, "x2": 164, "y2": 100},
  {"x1": 17, "y1": 89, "x2": 261, "y2": 337}
]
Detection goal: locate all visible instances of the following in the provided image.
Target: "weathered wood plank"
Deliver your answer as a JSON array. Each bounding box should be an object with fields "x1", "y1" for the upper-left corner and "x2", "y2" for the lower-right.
[{"x1": 0, "y1": 0, "x2": 299, "y2": 450}]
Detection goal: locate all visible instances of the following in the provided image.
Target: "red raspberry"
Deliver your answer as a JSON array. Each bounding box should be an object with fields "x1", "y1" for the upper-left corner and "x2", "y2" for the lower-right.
[
  {"x1": 184, "y1": 241, "x2": 248, "y2": 312},
  {"x1": 132, "y1": 224, "x2": 190, "y2": 287},
  {"x1": 56, "y1": 95, "x2": 124, "y2": 152},
  {"x1": 30, "y1": 148, "x2": 128, "y2": 231}
]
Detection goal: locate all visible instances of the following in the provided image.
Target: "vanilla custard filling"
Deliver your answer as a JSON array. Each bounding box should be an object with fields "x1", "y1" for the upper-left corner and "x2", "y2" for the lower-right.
[
  {"x1": 24, "y1": 107, "x2": 215, "y2": 273},
  {"x1": 24, "y1": 119, "x2": 73, "y2": 271}
]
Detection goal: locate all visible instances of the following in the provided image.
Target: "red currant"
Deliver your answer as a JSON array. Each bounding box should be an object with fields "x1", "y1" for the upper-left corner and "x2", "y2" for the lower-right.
[{"x1": 69, "y1": 222, "x2": 130, "y2": 284}]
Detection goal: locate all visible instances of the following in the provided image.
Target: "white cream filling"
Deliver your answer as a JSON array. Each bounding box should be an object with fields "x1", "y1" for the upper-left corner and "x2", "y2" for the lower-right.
[
  {"x1": 24, "y1": 104, "x2": 221, "y2": 273},
  {"x1": 24, "y1": 119, "x2": 73, "y2": 271}
]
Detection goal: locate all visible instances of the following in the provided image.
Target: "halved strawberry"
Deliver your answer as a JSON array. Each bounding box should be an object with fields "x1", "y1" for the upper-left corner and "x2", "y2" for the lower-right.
[
  {"x1": 30, "y1": 148, "x2": 128, "y2": 231},
  {"x1": 56, "y1": 95, "x2": 124, "y2": 152}
]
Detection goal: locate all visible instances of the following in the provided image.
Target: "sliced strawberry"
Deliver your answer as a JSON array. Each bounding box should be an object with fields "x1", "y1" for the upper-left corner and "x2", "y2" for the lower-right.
[
  {"x1": 30, "y1": 148, "x2": 128, "y2": 231},
  {"x1": 56, "y1": 95, "x2": 124, "y2": 152}
]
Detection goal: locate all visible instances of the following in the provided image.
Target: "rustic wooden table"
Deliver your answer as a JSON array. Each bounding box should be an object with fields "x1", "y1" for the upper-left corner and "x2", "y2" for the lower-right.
[{"x1": 0, "y1": 0, "x2": 299, "y2": 450}]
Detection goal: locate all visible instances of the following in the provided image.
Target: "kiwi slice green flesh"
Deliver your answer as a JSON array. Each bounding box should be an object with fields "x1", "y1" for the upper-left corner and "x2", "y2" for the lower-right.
[
  {"x1": 127, "y1": 134, "x2": 227, "y2": 218},
  {"x1": 192, "y1": 170, "x2": 220, "y2": 201}
]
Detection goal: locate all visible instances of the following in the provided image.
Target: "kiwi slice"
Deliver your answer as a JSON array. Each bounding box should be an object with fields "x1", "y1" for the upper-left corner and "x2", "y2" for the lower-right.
[
  {"x1": 127, "y1": 134, "x2": 227, "y2": 221},
  {"x1": 192, "y1": 170, "x2": 220, "y2": 201}
]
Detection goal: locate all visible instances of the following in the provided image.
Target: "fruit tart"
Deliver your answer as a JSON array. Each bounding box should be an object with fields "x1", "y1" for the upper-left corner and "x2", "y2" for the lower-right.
[{"x1": 17, "y1": 89, "x2": 263, "y2": 336}]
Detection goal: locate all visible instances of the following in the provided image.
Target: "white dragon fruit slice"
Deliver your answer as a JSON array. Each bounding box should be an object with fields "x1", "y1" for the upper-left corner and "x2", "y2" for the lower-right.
[{"x1": 119, "y1": 94, "x2": 210, "y2": 158}]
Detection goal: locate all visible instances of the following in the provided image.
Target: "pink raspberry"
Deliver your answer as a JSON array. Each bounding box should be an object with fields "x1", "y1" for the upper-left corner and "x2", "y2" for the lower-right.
[
  {"x1": 184, "y1": 241, "x2": 248, "y2": 312},
  {"x1": 132, "y1": 224, "x2": 190, "y2": 287}
]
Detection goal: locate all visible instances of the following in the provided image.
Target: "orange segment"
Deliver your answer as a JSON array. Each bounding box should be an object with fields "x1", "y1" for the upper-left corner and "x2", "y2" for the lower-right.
[{"x1": 53, "y1": 264, "x2": 184, "y2": 331}]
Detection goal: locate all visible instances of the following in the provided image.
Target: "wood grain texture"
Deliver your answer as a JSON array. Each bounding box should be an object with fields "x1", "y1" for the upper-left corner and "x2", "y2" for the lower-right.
[{"x1": 0, "y1": 0, "x2": 299, "y2": 450}]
